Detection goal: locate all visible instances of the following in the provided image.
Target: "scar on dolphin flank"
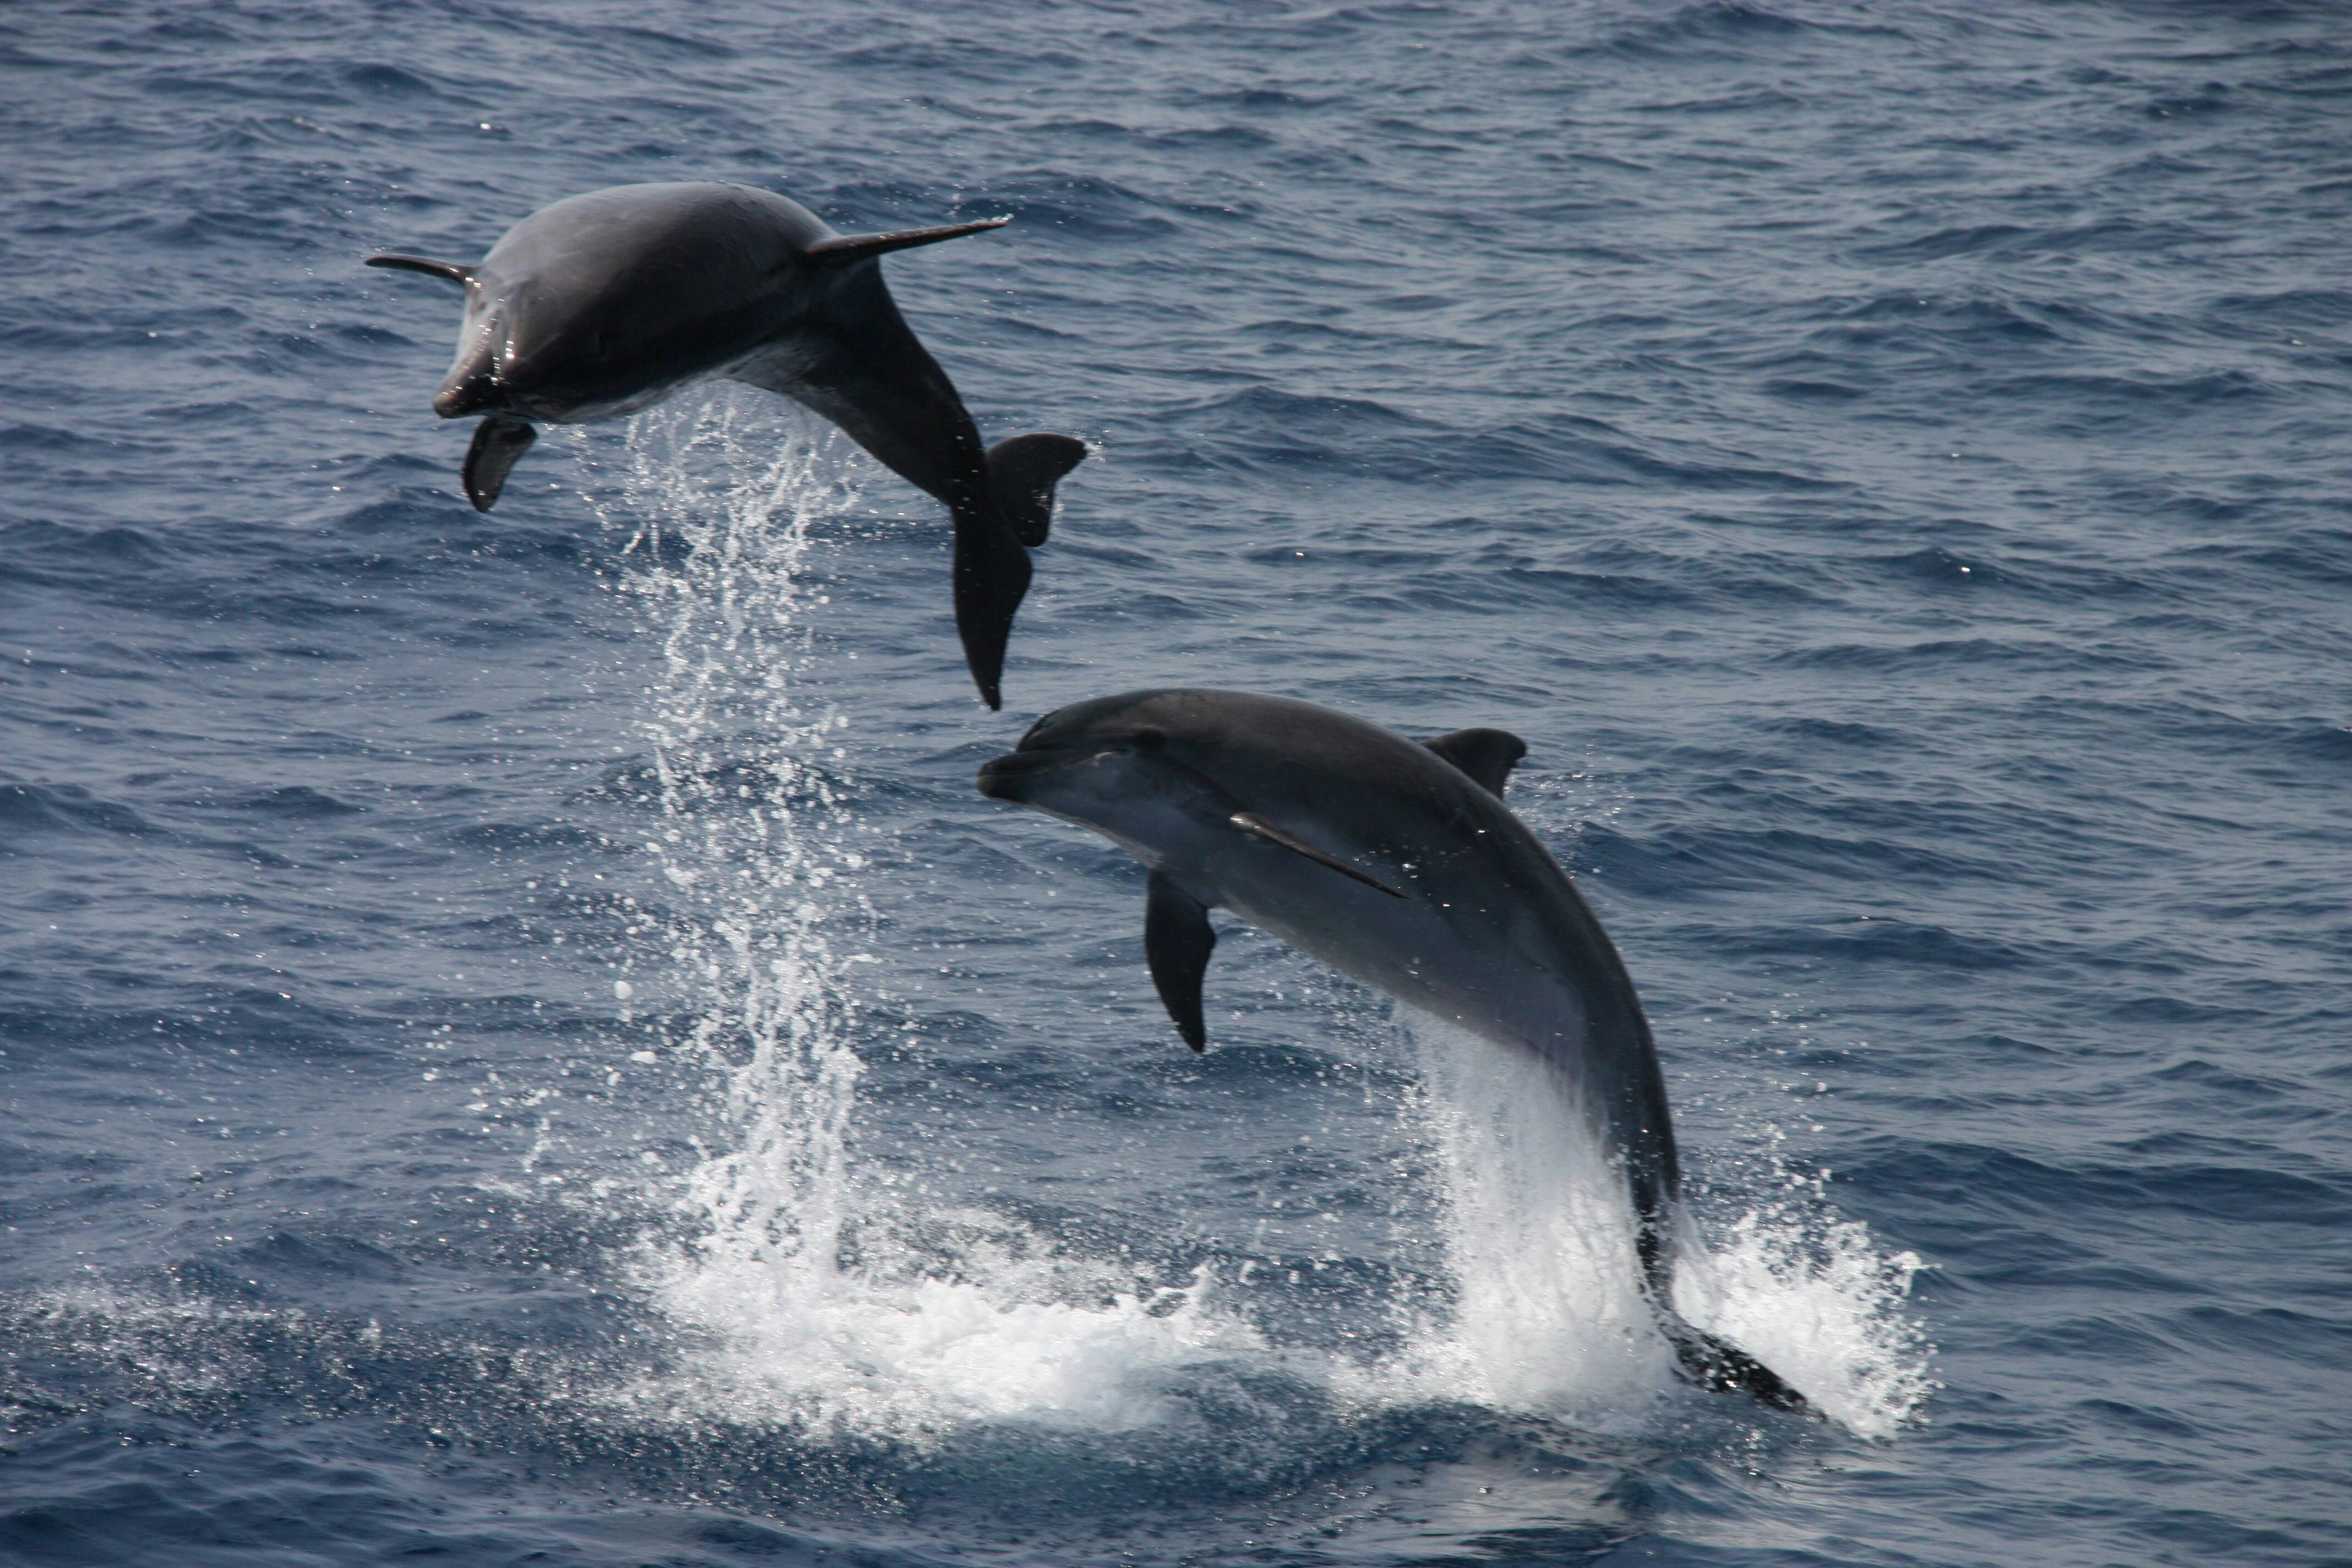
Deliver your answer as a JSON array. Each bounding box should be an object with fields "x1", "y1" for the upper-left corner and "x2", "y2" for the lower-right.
[
  {"x1": 976, "y1": 688, "x2": 1813, "y2": 1415},
  {"x1": 366, "y1": 181, "x2": 1087, "y2": 709}
]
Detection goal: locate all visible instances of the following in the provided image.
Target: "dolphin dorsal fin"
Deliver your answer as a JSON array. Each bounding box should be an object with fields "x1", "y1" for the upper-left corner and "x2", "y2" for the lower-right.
[
  {"x1": 1229, "y1": 813, "x2": 1405, "y2": 899},
  {"x1": 366, "y1": 254, "x2": 477, "y2": 286},
  {"x1": 802, "y1": 216, "x2": 1009, "y2": 266},
  {"x1": 1145, "y1": 872, "x2": 1217, "y2": 1052},
  {"x1": 1423, "y1": 728, "x2": 1528, "y2": 797}
]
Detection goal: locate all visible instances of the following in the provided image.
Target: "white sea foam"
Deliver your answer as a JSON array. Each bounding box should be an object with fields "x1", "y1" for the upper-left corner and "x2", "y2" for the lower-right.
[
  {"x1": 1398, "y1": 1015, "x2": 1670, "y2": 1414},
  {"x1": 1401, "y1": 1012, "x2": 1934, "y2": 1439},
  {"x1": 591, "y1": 394, "x2": 1930, "y2": 1445}
]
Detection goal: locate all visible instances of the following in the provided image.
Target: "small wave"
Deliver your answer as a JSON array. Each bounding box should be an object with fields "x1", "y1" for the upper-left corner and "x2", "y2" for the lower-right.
[
  {"x1": 1169, "y1": 389, "x2": 1836, "y2": 494},
  {"x1": 340, "y1": 63, "x2": 439, "y2": 96},
  {"x1": 1740, "y1": 917, "x2": 2032, "y2": 974},
  {"x1": 1599, "y1": 0, "x2": 1907, "y2": 61},
  {"x1": 1774, "y1": 635, "x2": 2153, "y2": 673},
  {"x1": 1604, "y1": 1, "x2": 1807, "y2": 56},
  {"x1": 220, "y1": 783, "x2": 366, "y2": 819},
  {"x1": 976, "y1": 172, "x2": 1192, "y2": 242},
  {"x1": 0, "y1": 780, "x2": 158, "y2": 841}
]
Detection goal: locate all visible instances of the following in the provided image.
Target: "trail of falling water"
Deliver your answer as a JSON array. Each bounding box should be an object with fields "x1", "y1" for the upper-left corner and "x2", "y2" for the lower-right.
[
  {"x1": 579, "y1": 393, "x2": 1254, "y2": 1442},
  {"x1": 584, "y1": 393, "x2": 874, "y2": 1313}
]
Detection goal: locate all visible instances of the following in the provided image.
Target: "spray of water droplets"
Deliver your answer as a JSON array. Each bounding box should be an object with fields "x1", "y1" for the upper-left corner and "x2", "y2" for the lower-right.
[
  {"x1": 562, "y1": 390, "x2": 1929, "y2": 1446},
  {"x1": 1369, "y1": 1016, "x2": 1926, "y2": 1439},
  {"x1": 576, "y1": 393, "x2": 873, "y2": 1314},
  {"x1": 573, "y1": 393, "x2": 1258, "y2": 1442}
]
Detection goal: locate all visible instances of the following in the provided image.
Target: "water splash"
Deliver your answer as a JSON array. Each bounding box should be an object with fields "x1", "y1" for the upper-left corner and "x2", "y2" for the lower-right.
[
  {"x1": 574, "y1": 390, "x2": 1926, "y2": 1448},
  {"x1": 1402, "y1": 1016, "x2": 1669, "y2": 1415},
  {"x1": 1672, "y1": 1193, "x2": 1936, "y2": 1439},
  {"x1": 1402, "y1": 1012, "x2": 1933, "y2": 1438},
  {"x1": 585, "y1": 393, "x2": 1258, "y2": 1440}
]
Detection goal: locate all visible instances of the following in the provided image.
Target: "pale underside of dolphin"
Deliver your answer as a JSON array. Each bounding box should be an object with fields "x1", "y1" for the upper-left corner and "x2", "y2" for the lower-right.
[
  {"x1": 976, "y1": 688, "x2": 1811, "y2": 1413},
  {"x1": 367, "y1": 180, "x2": 1087, "y2": 709}
]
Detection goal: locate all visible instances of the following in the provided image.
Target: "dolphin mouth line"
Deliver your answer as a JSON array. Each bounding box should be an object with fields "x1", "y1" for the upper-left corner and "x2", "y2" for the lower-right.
[
  {"x1": 434, "y1": 373, "x2": 505, "y2": 418},
  {"x1": 976, "y1": 747, "x2": 1119, "y2": 797}
]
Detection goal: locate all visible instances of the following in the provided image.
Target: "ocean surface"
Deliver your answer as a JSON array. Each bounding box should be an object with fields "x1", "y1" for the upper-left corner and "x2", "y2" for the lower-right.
[{"x1": 4, "y1": 2, "x2": 2349, "y2": 1564}]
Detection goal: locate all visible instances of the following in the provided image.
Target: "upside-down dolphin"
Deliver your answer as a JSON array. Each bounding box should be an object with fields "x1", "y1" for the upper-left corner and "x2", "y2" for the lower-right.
[
  {"x1": 367, "y1": 181, "x2": 1087, "y2": 708},
  {"x1": 976, "y1": 689, "x2": 1809, "y2": 1412}
]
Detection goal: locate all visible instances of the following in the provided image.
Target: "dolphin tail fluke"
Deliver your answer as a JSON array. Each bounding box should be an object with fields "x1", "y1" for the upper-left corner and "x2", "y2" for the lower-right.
[
  {"x1": 1660, "y1": 1313, "x2": 1813, "y2": 1414},
  {"x1": 986, "y1": 434, "x2": 1088, "y2": 548},
  {"x1": 951, "y1": 503, "x2": 1033, "y2": 710},
  {"x1": 462, "y1": 415, "x2": 537, "y2": 512}
]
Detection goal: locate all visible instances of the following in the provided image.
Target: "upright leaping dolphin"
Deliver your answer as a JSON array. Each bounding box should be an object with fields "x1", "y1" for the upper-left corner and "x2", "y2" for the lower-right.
[
  {"x1": 367, "y1": 181, "x2": 1087, "y2": 708},
  {"x1": 977, "y1": 689, "x2": 1810, "y2": 1413}
]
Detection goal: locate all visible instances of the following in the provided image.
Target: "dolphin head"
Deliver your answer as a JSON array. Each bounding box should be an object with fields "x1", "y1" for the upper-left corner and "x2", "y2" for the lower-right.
[
  {"x1": 977, "y1": 692, "x2": 1240, "y2": 860},
  {"x1": 428, "y1": 184, "x2": 815, "y2": 424},
  {"x1": 431, "y1": 271, "x2": 647, "y2": 423},
  {"x1": 431, "y1": 287, "x2": 516, "y2": 418}
]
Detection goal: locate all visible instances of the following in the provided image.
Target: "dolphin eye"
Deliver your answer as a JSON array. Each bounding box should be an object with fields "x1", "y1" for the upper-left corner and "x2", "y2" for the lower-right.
[{"x1": 1130, "y1": 728, "x2": 1167, "y2": 754}]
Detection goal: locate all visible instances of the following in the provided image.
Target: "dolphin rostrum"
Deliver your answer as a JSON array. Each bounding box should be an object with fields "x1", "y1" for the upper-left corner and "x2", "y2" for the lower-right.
[
  {"x1": 368, "y1": 181, "x2": 1087, "y2": 708},
  {"x1": 976, "y1": 688, "x2": 1810, "y2": 1412}
]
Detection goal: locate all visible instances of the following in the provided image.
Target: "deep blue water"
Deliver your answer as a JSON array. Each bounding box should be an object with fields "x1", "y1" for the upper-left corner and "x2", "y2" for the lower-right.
[{"x1": 5, "y1": 2, "x2": 2350, "y2": 1563}]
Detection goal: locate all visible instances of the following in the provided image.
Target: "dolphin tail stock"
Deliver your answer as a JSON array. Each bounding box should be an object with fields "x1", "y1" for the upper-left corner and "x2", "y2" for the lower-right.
[
  {"x1": 951, "y1": 499, "x2": 1033, "y2": 711},
  {"x1": 1636, "y1": 1212, "x2": 1811, "y2": 1413},
  {"x1": 986, "y1": 433, "x2": 1088, "y2": 548},
  {"x1": 1657, "y1": 1308, "x2": 1813, "y2": 1414},
  {"x1": 940, "y1": 435, "x2": 1085, "y2": 701}
]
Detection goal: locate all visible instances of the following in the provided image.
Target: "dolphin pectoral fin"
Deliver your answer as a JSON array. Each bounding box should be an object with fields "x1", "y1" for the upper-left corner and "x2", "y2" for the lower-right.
[
  {"x1": 801, "y1": 216, "x2": 1009, "y2": 266},
  {"x1": 1228, "y1": 813, "x2": 1406, "y2": 899},
  {"x1": 952, "y1": 504, "x2": 1032, "y2": 710},
  {"x1": 1145, "y1": 871, "x2": 1217, "y2": 1052},
  {"x1": 366, "y1": 254, "x2": 476, "y2": 286},
  {"x1": 1422, "y1": 728, "x2": 1529, "y2": 797},
  {"x1": 1660, "y1": 1313, "x2": 1814, "y2": 1415},
  {"x1": 986, "y1": 434, "x2": 1088, "y2": 548},
  {"x1": 461, "y1": 416, "x2": 537, "y2": 512}
]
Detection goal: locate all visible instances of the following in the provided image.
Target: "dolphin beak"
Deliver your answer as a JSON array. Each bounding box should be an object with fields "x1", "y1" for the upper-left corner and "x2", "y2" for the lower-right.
[
  {"x1": 433, "y1": 315, "x2": 510, "y2": 418},
  {"x1": 976, "y1": 752, "x2": 1038, "y2": 801},
  {"x1": 977, "y1": 747, "x2": 1102, "y2": 802},
  {"x1": 433, "y1": 367, "x2": 501, "y2": 419}
]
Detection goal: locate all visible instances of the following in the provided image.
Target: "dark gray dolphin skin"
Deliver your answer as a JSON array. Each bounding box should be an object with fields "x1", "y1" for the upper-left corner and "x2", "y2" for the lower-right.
[
  {"x1": 977, "y1": 689, "x2": 1810, "y2": 1413},
  {"x1": 367, "y1": 181, "x2": 1087, "y2": 709}
]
